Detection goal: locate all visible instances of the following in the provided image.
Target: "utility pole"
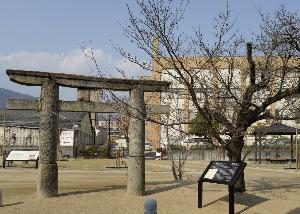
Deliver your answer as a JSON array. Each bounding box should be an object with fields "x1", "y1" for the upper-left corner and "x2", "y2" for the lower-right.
[
  {"x1": 108, "y1": 115, "x2": 111, "y2": 144},
  {"x1": 3, "y1": 108, "x2": 7, "y2": 154}
]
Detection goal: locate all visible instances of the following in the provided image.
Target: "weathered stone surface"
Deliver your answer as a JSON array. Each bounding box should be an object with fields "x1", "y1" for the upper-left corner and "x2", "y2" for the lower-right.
[
  {"x1": 127, "y1": 156, "x2": 145, "y2": 196},
  {"x1": 6, "y1": 99, "x2": 39, "y2": 110},
  {"x1": 7, "y1": 69, "x2": 171, "y2": 92},
  {"x1": 59, "y1": 101, "x2": 120, "y2": 113},
  {"x1": 89, "y1": 89, "x2": 102, "y2": 102},
  {"x1": 6, "y1": 70, "x2": 171, "y2": 199},
  {"x1": 38, "y1": 81, "x2": 59, "y2": 197},
  {"x1": 37, "y1": 163, "x2": 58, "y2": 197},
  {"x1": 6, "y1": 99, "x2": 169, "y2": 114},
  {"x1": 77, "y1": 88, "x2": 90, "y2": 101},
  {"x1": 127, "y1": 88, "x2": 145, "y2": 196},
  {"x1": 128, "y1": 89, "x2": 145, "y2": 157},
  {"x1": 39, "y1": 81, "x2": 59, "y2": 164}
]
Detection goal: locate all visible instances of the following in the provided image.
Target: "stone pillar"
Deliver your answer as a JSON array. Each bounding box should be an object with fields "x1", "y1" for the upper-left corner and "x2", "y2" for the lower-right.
[
  {"x1": 77, "y1": 88, "x2": 90, "y2": 101},
  {"x1": 77, "y1": 88, "x2": 102, "y2": 146},
  {"x1": 37, "y1": 81, "x2": 59, "y2": 197},
  {"x1": 127, "y1": 88, "x2": 145, "y2": 196}
]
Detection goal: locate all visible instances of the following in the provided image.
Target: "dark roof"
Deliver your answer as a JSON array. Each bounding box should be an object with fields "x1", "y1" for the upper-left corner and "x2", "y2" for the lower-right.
[
  {"x1": 255, "y1": 123, "x2": 300, "y2": 135},
  {"x1": 0, "y1": 110, "x2": 86, "y2": 129}
]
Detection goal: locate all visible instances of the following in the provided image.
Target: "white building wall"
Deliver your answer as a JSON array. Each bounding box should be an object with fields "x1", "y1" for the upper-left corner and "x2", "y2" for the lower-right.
[
  {"x1": 160, "y1": 69, "x2": 187, "y2": 144},
  {"x1": 0, "y1": 126, "x2": 39, "y2": 146},
  {"x1": 159, "y1": 67, "x2": 299, "y2": 147}
]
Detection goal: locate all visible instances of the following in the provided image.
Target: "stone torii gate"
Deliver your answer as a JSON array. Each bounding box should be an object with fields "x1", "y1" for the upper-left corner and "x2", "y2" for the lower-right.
[{"x1": 6, "y1": 69, "x2": 170, "y2": 198}]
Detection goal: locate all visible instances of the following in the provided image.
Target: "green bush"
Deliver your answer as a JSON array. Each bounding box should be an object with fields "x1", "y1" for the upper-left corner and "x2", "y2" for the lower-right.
[
  {"x1": 83, "y1": 145, "x2": 109, "y2": 158},
  {"x1": 83, "y1": 146, "x2": 98, "y2": 157},
  {"x1": 99, "y1": 145, "x2": 109, "y2": 157}
]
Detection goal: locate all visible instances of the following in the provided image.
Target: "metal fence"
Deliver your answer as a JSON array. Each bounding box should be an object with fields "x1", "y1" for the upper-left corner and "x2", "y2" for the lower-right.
[{"x1": 172, "y1": 145, "x2": 295, "y2": 161}]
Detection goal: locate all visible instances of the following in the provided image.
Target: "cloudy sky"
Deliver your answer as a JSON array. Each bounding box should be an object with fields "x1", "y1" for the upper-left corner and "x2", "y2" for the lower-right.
[{"x1": 0, "y1": 0, "x2": 298, "y2": 100}]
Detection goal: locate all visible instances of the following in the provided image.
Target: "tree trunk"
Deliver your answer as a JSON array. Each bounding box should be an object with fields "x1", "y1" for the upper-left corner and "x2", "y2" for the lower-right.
[
  {"x1": 125, "y1": 133, "x2": 129, "y2": 155},
  {"x1": 171, "y1": 160, "x2": 179, "y2": 181},
  {"x1": 226, "y1": 137, "x2": 246, "y2": 193},
  {"x1": 231, "y1": 149, "x2": 246, "y2": 193},
  {"x1": 178, "y1": 158, "x2": 183, "y2": 180}
]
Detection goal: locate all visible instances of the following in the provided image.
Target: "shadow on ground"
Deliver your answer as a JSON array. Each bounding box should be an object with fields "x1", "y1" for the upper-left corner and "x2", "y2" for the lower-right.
[
  {"x1": 287, "y1": 207, "x2": 300, "y2": 214},
  {"x1": 204, "y1": 192, "x2": 268, "y2": 214},
  {"x1": 248, "y1": 177, "x2": 300, "y2": 195},
  {"x1": 1, "y1": 202, "x2": 24, "y2": 207},
  {"x1": 59, "y1": 184, "x2": 126, "y2": 197},
  {"x1": 58, "y1": 180, "x2": 196, "y2": 197},
  {"x1": 146, "y1": 180, "x2": 195, "y2": 195}
]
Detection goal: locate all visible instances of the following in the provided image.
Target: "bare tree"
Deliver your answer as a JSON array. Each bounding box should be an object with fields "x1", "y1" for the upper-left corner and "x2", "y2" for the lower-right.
[
  {"x1": 118, "y1": 0, "x2": 300, "y2": 192},
  {"x1": 115, "y1": 113, "x2": 130, "y2": 149},
  {"x1": 161, "y1": 92, "x2": 199, "y2": 181}
]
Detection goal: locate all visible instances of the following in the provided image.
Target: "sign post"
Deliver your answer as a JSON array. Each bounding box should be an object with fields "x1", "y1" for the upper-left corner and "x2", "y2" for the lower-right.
[
  {"x1": 229, "y1": 185, "x2": 234, "y2": 214},
  {"x1": 198, "y1": 180, "x2": 203, "y2": 208},
  {"x1": 198, "y1": 161, "x2": 247, "y2": 214}
]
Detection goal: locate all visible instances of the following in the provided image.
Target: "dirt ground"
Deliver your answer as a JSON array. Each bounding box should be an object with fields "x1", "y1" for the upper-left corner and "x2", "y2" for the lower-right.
[{"x1": 0, "y1": 160, "x2": 300, "y2": 214}]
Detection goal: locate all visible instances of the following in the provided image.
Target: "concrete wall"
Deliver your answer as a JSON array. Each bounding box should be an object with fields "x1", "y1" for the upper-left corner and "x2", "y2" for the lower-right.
[{"x1": 0, "y1": 126, "x2": 39, "y2": 146}]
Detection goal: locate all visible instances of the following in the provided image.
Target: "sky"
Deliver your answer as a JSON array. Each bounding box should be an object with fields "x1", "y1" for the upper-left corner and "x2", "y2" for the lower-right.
[{"x1": 0, "y1": 0, "x2": 299, "y2": 100}]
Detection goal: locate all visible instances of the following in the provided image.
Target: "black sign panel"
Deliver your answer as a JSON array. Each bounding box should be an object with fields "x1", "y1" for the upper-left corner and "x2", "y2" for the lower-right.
[{"x1": 199, "y1": 161, "x2": 247, "y2": 186}]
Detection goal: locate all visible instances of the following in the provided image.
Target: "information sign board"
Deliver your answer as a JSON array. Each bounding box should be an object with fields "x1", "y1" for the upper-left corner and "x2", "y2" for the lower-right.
[
  {"x1": 6, "y1": 150, "x2": 39, "y2": 161},
  {"x1": 200, "y1": 161, "x2": 246, "y2": 185},
  {"x1": 198, "y1": 161, "x2": 247, "y2": 214},
  {"x1": 60, "y1": 130, "x2": 74, "y2": 147}
]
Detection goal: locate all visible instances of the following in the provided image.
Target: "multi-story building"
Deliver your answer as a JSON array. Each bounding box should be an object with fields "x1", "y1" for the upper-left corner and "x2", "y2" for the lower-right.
[{"x1": 144, "y1": 40, "x2": 299, "y2": 148}]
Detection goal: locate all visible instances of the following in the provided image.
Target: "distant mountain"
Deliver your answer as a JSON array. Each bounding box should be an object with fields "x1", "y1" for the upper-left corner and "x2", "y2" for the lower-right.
[{"x1": 0, "y1": 88, "x2": 36, "y2": 109}]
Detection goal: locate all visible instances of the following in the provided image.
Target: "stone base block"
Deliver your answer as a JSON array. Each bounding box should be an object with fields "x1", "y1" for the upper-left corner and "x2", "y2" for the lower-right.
[
  {"x1": 127, "y1": 156, "x2": 145, "y2": 196},
  {"x1": 37, "y1": 163, "x2": 58, "y2": 197}
]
